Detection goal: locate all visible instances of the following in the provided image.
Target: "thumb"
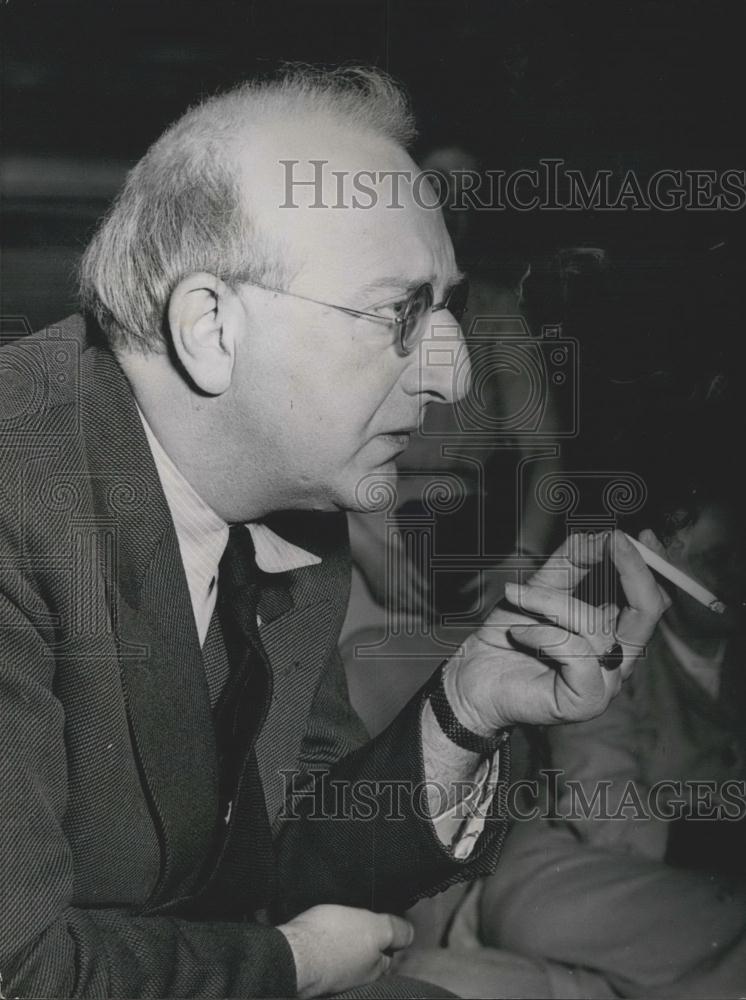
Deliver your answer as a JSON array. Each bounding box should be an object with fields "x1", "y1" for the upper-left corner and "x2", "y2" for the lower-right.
[{"x1": 378, "y1": 914, "x2": 415, "y2": 952}]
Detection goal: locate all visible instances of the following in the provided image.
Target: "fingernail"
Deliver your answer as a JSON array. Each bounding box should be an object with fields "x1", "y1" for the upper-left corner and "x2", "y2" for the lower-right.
[
  {"x1": 586, "y1": 531, "x2": 606, "y2": 546},
  {"x1": 596, "y1": 529, "x2": 612, "y2": 550}
]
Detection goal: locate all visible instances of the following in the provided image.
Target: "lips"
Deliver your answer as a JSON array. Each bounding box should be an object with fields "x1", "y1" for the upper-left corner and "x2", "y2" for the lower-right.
[
  {"x1": 383, "y1": 431, "x2": 412, "y2": 446},
  {"x1": 377, "y1": 416, "x2": 422, "y2": 453},
  {"x1": 387, "y1": 418, "x2": 421, "y2": 436}
]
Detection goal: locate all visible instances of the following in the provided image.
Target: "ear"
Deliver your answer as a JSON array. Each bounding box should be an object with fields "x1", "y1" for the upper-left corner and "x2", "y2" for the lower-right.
[{"x1": 168, "y1": 273, "x2": 243, "y2": 395}]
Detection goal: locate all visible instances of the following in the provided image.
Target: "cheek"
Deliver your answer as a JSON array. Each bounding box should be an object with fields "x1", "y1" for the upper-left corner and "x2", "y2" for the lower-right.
[
  {"x1": 266, "y1": 383, "x2": 364, "y2": 472},
  {"x1": 294, "y1": 367, "x2": 394, "y2": 434},
  {"x1": 250, "y1": 328, "x2": 402, "y2": 444}
]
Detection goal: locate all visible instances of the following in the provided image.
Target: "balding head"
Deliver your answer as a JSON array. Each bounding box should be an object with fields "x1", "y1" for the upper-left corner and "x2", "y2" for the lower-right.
[{"x1": 79, "y1": 66, "x2": 417, "y2": 352}]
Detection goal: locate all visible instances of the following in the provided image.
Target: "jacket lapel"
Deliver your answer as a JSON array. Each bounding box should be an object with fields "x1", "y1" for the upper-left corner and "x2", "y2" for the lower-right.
[
  {"x1": 253, "y1": 513, "x2": 351, "y2": 823},
  {"x1": 256, "y1": 598, "x2": 337, "y2": 822},
  {"x1": 81, "y1": 335, "x2": 219, "y2": 903},
  {"x1": 117, "y1": 534, "x2": 219, "y2": 902}
]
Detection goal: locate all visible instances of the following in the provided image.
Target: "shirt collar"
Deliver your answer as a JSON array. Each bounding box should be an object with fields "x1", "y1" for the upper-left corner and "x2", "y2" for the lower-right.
[{"x1": 138, "y1": 408, "x2": 320, "y2": 600}]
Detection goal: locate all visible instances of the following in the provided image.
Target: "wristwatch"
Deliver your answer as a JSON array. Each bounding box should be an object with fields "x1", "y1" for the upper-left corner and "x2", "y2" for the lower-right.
[{"x1": 428, "y1": 666, "x2": 511, "y2": 756}]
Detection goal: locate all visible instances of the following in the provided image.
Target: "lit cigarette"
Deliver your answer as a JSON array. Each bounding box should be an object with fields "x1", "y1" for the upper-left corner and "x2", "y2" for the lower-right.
[{"x1": 623, "y1": 533, "x2": 726, "y2": 614}]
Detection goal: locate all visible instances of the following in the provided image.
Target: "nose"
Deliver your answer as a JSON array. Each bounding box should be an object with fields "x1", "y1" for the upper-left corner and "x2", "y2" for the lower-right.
[{"x1": 401, "y1": 308, "x2": 472, "y2": 404}]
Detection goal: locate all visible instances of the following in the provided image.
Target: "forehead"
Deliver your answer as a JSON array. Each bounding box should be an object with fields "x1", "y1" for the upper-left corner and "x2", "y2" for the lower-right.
[{"x1": 239, "y1": 116, "x2": 457, "y2": 296}]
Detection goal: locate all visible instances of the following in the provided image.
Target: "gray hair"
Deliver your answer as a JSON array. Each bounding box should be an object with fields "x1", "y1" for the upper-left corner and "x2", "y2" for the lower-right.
[{"x1": 79, "y1": 65, "x2": 417, "y2": 353}]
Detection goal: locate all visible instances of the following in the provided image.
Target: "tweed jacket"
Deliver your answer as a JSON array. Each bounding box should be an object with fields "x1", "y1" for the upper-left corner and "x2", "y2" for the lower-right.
[{"x1": 0, "y1": 316, "x2": 509, "y2": 999}]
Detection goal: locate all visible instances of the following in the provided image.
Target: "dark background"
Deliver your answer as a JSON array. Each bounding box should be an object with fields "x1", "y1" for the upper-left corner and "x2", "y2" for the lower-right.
[{"x1": 2, "y1": 0, "x2": 745, "y2": 403}]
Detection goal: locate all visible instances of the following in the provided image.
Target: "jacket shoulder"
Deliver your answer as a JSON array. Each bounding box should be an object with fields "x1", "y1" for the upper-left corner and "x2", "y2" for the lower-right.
[{"x1": 0, "y1": 315, "x2": 92, "y2": 434}]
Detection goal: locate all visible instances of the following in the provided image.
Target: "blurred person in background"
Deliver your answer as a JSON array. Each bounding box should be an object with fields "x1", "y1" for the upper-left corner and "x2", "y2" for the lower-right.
[{"x1": 403, "y1": 395, "x2": 746, "y2": 999}]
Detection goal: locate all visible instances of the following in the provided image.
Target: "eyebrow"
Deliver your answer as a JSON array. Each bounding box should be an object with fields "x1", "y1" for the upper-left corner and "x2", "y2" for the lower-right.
[{"x1": 357, "y1": 268, "x2": 466, "y2": 301}]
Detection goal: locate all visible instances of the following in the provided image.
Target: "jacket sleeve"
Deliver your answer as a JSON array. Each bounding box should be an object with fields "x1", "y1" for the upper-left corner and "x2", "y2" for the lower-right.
[
  {"x1": 273, "y1": 645, "x2": 511, "y2": 921},
  {"x1": 0, "y1": 588, "x2": 297, "y2": 1000}
]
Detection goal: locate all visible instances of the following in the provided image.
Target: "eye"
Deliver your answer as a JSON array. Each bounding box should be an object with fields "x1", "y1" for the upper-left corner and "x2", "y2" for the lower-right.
[{"x1": 369, "y1": 294, "x2": 410, "y2": 322}]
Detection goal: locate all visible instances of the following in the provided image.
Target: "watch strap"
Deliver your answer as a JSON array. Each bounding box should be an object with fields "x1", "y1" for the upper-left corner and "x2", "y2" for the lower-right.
[{"x1": 428, "y1": 665, "x2": 511, "y2": 756}]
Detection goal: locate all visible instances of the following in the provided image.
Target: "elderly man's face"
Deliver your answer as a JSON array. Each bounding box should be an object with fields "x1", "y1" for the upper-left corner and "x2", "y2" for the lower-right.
[{"x1": 227, "y1": 121, "x2": 470, "y2": 513}]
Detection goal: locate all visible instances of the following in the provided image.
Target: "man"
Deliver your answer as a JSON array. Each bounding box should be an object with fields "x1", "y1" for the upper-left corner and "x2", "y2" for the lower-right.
[{"x1": 0, "y1": 66, "x2": 665, "y2": 999}]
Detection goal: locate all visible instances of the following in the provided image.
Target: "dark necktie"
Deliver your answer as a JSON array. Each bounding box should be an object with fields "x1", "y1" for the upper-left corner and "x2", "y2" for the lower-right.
[
  {"x1": 212, "y1": 525, "x2": 272, "y2": 801},
  {"x1": 198, "y1": 524, "x2": 278, "y2": 919},
  {"x1": 202, "y1": 524, "x2": 262, "y2": 712}
]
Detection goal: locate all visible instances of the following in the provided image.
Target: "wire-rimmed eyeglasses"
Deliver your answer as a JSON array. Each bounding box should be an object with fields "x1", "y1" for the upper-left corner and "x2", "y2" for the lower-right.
[{"x1": 245, "y1": 278, "x2": 469, "y2": 355}]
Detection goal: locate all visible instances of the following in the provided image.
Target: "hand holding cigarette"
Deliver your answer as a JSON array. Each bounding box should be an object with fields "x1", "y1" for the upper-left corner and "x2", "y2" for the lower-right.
[{"x1": 450, "y1": 531, "x2": 669, "y2": 732}]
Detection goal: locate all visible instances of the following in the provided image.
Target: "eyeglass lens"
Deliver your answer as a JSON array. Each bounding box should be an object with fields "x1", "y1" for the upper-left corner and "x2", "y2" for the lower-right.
[
  {"x1": 401, "y1": 284, "x2": 434, "y2": 352},
  {"x1": 400, "y1": 279, "x2": 470, "y2": 353}
]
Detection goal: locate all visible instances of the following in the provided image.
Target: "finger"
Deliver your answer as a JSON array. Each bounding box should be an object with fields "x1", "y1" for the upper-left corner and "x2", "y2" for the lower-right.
[
  {"x1": 509, "y1": 623, "x2": 597, "y2": 664},
  {"x1": 528, "y1": 532, "x2": 609, "y2": 593},
  {"x1": 375, "y1": 953, "x2": 392, "y2": 980},
  {"x1": 609, "y1": 530, "x2": 661, "y2": 611},
  {"x1": 657, "y1": 583, "x2": 673, "y2": 612},
  {"x1": 601, "y1": 601, "x2": 621, "y2": 628},
  {"x1": 356, "y1": 952, "x2": 391, "y2": 991},
  {"x1": 638, "y1": 527, "x2": 666, "y2": 555},
  {"x1": 508, "y1": 624, "x2": 616, "y2": 709},
  {"x1": 596, "y1": 603, "x2": 637, "y2": 678},
  {"x1": 506, "y1": 582, "x2": 619, "y2": 653},
  {"x1": 479, "y1": 583, "x2": 543, "y2": 643},
  {"x1": 609, "y1": 530, "x2": 669, "y2": 648},
  {"x1": 509, "y1": 578, "x2": 652, "y2": 687},
  {"x1": 378, "y1": 914, "x2": 415, "y2": 952}
]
